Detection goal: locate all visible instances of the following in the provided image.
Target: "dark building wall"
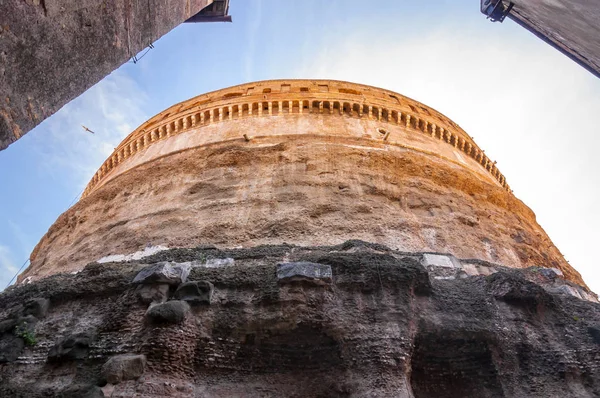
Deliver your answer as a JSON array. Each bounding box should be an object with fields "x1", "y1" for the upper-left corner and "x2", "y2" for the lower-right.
[
  {"x1": 0, "y1": 0, "x2": 215, "y2": 150},
  {"x1": 508, "y1": 0, "x2": 600, "y2": 78}
]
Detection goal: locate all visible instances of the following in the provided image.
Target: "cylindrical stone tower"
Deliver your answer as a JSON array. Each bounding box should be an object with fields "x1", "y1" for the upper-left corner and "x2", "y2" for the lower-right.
[
  {"x1": 5, "y1": 80, "x2": 599, "y2": 398},
  {"x1": 22, "y1": 79, "x2": 582, "y2": 285}
]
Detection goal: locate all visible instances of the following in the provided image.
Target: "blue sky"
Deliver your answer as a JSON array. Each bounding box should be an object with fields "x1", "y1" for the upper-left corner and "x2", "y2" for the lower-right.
[{"x1": 1, "y1": 0, "x2": 600, "y2": 292}]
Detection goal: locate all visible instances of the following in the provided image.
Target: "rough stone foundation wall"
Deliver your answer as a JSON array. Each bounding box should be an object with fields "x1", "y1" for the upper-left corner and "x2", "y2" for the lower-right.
[
  {"x1": 0, "y1": 0, "x2": 214, "y2": 150},
  {"x1": 1, "y1": 242, "x2": 599, "y2": 397}
]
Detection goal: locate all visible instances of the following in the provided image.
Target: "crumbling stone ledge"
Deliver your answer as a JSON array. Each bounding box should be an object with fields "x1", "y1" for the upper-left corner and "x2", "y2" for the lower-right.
[{"x1": 0, "y1": 241, "x2": 598, "y2": 397}]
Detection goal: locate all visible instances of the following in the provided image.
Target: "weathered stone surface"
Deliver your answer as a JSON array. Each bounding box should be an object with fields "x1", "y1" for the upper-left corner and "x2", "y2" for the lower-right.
[
  {"x1": 136, "y1": 283, "x2": 170, "y2": 304},
  {"x1": 145, "y1": 300, "x2": 190, "y2": 324},
  {"x1": 47, "y1": 332, "x2": 94, "y2": 362},
  {"x1": 539, "y1": 267, "x2": 560, "y2": 281},
  {"x1": 61, "y1": 385, "x2": 105, "y2": 398},
  {"x1": 589, "y1": 326, "x2": 600, "y2": 344},
  {"x1": 102, "y1": 354, "x2": 146, "y2": 384},
  {"x1": 460, "y1": 263, "x2": 480, "y2": 276},
  {"x1": 487, "y1": 271, "x2": 551, "y2": 306},
  {"x1": 277, "y1": 262, "x2": 333, "y2": 285},
  {"x1": 0, "y1": 318, "x2": 17, "y2": 334},
  {"x1": 0, "y1": 333, "x2": 24, "y2": 363},
  {"x1": 204, "y1": 258, "x2": 235, "y2": 268},
  {"x1": 20, "y1": 80, "x2": 585, "y2": 290},
  {"x1": 0, "y1": 0, "x2": 215, "y2": 150},
  {"x1": 23, "y1": 298, "x2": 49, "y2": 319},
  {"x1": 14, "y1": 314, "x2": 37, "y2": 334},
  {"x1": 422, "y1": 253, "x2": 458, "y2": 269},
  {"x1": 133, "y1": 262, "x2": 190, "y2": 285},
  {"x1": 173, "y1": 281, "x2": 213, "y2": 304},
  {"x1": 2, "y1": 76, "x2": 598, "y2": 398},
  {"x1": 557, "y1": 284, "x2": 584, "y2": 299},
  {"x1": 0, "y1": 244, "x2": 599, "y2": 397}
]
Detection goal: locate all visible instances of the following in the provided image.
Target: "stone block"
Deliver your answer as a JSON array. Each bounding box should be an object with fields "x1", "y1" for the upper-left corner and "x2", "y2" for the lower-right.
[
  {"x1": 579, "y1": 289, "x2": 599, "y2": 303},
  {"x1": 461, "y1": 263, "x2": 480, "y2": 276},
  {"x1": 146, "y1": 301, "x2": 190, "y2": 324},
  {"x1": 549, "y1": 267, "x2": 564, "y2": 276},
  {"x1": 277, "y1": 262, "x2": 332, "y2": 284},
  {"x1": 136, "y1": 283, "x2": 170, "y2": 305},
  {"x1": 434, "y1": 276, "x2": 456, "y2": 280},
  {"x1": 133, "y1": 262, "x2": 191, "y2": 285},
  {"x1": 422, "y1": 254, "x2": 457, "y2": 269},
  {"x1": 557, "y1": 285, "x2": 583, "y2": 299},
  {"x1": 173, "y1": 281, "x2": 214, "y2": 304},
  {"x1": 539, "y1": 267, "x2": 560, "y2": 281},
  {"x1": 97, "y1": 245, "x2": 169, "y2": 264},
  {"x1": 477, "y1": 266, "x2": 497, "y2": 276},
  {"x1": 48, "y1": 332, "x2": 94, "y2": 362},
  {"x1": 204, "y1": 258, "x2": 235, "y2": 268},
  {"x1": 101, "y1": 354, "x2": 147, "y2": 384},
  {"x1": 23, "y1": 298, "x2": 50, "y2": 319}
]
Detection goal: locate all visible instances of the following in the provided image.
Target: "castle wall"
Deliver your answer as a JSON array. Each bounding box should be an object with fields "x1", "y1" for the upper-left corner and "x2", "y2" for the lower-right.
[
  {"x1": 2, "y1": 244, "x2": 599, "y2": 397},
  {"x1": 83, "y1": 80, "x2": 509, "y2": 198},
  {"x1": 4, "y1": 79, "x2": 596, "y2": 397},
  {"x1": 20, "y1": 80, "x2": 582, "y2": 285}
]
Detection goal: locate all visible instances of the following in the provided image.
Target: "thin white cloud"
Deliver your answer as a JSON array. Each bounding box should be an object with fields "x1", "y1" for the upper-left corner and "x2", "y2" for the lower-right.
[
  {"x1": 30, "y1": 70, "x2": 149, "y2": 195},
  {"x1": 0, "y1": 70, "x2": 148, "y2": 291},
  {"x1": 0, "y1": 244, "x2": 19, "y2": 289},
  {"x1": 294, "y1": 21, "x2": 600, "y2": 293},
  {"x1": 7, "y1": 220, "x2": 33, "y2": 259}
]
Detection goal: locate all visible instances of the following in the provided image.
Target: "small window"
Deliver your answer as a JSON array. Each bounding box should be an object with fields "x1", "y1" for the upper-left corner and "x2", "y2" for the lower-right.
[
  {"x1": 339, "y1": 88, "x2": 362, "y2": 95},
  {"x1": 389, "y1": 94, "x2": 401, "y2": 104},
  {"x1": 300, "y1": 87, "x2": 309, "y2": 92},
  {"x1": 191, "y1": 99, "x2": 210, "y2": 107},
  {"x1": 263, "y1": 88, "x2": 272, "y2": 94},
  {"x1": 377, "y1": 128, "x2": 387, "y2": 135},
  {"x1": 222, "y1": 92, "x2": 243, "y2": 99},
  {"x1": 409, "y1": 105, "x2": 418, "y2": 113}
]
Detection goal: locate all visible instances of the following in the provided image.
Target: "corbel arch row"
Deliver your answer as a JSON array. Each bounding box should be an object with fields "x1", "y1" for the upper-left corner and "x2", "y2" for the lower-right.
[{"x1": 83, "y1": 97, "x2": 508, "y2": 197}]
